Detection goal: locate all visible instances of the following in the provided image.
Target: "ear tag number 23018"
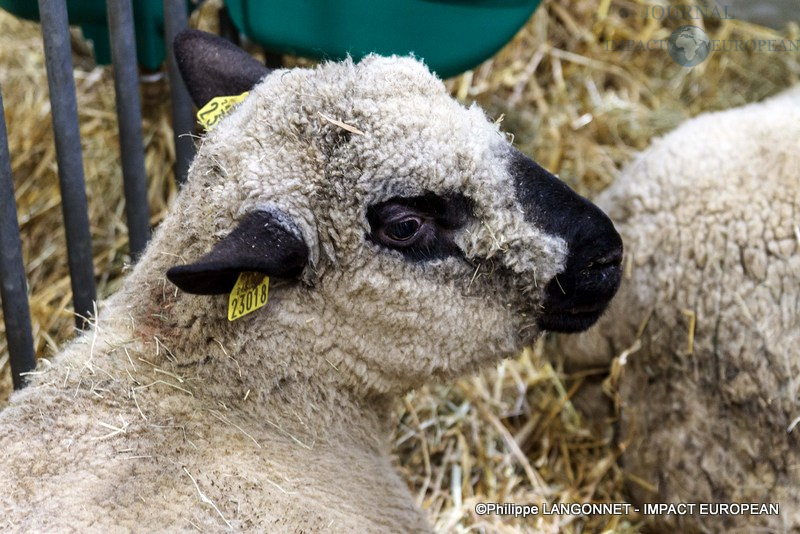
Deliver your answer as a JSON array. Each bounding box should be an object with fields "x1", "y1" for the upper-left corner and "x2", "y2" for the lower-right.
[{"x1": 228, "y1": 272, "x2": 269, "y2": 321}]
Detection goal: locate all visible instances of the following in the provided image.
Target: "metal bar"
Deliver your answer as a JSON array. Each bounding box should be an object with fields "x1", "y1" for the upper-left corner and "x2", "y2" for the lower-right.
[
  {"x1": 163, "y1": 0, "x2": 195, "y2": 186},
  {"x1": 0, "y1": 90, "x2": 37, "y2": 390},
  {"x1": 106, "y1": 0, "x2": 150, "y2": 258},
  {"x1": 38, "y1": 0, "x2": 97, "y2": 330}
]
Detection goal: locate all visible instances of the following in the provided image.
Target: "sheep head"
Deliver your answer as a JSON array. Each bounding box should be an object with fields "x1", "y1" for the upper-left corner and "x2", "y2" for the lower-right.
[{"x1": 158, "y1": 30, "x2": 622, "y2": 394}]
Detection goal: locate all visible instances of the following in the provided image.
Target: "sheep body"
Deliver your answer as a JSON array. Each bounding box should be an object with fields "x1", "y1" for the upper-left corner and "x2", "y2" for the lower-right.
[
  {"x1": 564, "y1": 86, "x2": 800, "y2": 531},
  {"x1": 0, "y1": 56, "x2": 498, "y2": 533},
  {"x1": 1, "y1": 316, "x2": 433, "y2": 532},
  {"x1": 0, "y1": 33, "x2": 622, "y2": 532}
]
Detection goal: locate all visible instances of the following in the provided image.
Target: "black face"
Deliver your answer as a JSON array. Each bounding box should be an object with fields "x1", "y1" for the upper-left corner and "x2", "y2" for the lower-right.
[
  {"x1": 510, "y1": 150, "x2": 623, "y2": 333},
  {"x1": 366, "y1": 194, "x2": 472, "y2": 261},
  {"x1": 365, "y1": 151, "x2": 621, "y2": 334}
]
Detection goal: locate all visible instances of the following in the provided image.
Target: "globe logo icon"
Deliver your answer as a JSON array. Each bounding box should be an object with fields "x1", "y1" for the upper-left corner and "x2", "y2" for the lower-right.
[{"x1": 668, "y1": 25, "x2": 711, "y2": 67}]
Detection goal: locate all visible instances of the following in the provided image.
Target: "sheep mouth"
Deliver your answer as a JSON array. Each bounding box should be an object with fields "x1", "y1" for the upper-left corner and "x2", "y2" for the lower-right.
[
  {"x1": 537, "y1": 303, "x2": 611, "y2": 333},
  {"x1": 537, "y1": 250, "x2": 622, "y2": 333}
]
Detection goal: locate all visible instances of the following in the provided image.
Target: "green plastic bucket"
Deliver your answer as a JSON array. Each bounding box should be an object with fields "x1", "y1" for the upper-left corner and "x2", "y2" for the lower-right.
[
  {"x1": 225, "y1": 0, "x2": 542, "y2": 77},
  {"x1": 0, "y1": 0, "x2": 189, "y2": 70}
]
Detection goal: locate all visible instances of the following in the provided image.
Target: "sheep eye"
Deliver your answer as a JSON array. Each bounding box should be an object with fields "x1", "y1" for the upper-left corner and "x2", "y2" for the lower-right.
[
  {"x1": 366, "y1": 194, "x2": 471, "y2": 261},
  {"x1": 384, "y1": 218, "x2": 421, "y2": 243}
]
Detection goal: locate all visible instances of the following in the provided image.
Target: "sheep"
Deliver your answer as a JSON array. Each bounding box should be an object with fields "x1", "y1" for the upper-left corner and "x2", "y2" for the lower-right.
[
  {"x1": 0, "y1": 30, "x2": 623, "y2": 532},
  {"x1": 560, "y1": 86, "x2": 800, "y2": 532}
]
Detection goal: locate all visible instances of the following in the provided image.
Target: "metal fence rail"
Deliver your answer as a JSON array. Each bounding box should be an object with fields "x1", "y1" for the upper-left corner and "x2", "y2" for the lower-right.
[
  {"x1": 107, "y1": 0, "x2": 150, "y2": 258},
  {"x1": 164, "y1": 0, "x2": 195, "y2": 186},
  {"x1": 0, "y1": 92, "x2": 37, "y2": 390},
  {"x1": 38, "y1": 0, "x2": 98, "y2": 331},
  {"x1": 0, "y1": 0, "x2": 192, "y2": 389}
]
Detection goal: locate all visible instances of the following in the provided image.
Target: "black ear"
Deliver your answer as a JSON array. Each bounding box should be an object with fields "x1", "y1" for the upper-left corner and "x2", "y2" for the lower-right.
[
  {"x1": 166, "y1": 211, "x2": 308, "y2": 295},
  {"x1": 173, "y1": 29, "x2": 272, "y2": 109}
]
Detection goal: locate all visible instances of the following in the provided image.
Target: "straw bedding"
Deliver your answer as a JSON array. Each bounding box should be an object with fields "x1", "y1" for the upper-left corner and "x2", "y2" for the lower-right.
[{"x1": 0, "y1": 1, "x2": 797, "y2": 531}]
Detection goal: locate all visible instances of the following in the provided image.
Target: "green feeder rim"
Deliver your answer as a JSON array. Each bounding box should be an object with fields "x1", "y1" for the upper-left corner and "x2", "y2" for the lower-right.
[
  {"x1": 0, "y1": 0, "x2": 193, "y2": 70},
  {"x1": 224, "y1": 0, "x2": 542, "y2": 78}
]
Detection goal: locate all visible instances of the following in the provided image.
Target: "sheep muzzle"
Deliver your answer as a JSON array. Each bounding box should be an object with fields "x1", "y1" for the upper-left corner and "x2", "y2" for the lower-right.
[{"x1": 509, "y1": 150, "x2": 623, "y2": 332}]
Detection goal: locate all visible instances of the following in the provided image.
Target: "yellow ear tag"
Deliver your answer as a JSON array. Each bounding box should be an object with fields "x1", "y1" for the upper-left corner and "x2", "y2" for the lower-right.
[
  {"x1": 228, "y1": 272, "x2": 269, "y2": 321},
  {"x1": 197, "y1": 92, "x2": 249, "y2": 131}
]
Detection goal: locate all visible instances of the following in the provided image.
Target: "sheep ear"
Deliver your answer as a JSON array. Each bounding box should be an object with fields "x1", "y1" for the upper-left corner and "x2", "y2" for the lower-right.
[
  {"x1": 173, "y1": 29, "x2": 271, "y2": 109},
  {"x1": 166, "y1": 211, "x2": 308, "y2": 295}
]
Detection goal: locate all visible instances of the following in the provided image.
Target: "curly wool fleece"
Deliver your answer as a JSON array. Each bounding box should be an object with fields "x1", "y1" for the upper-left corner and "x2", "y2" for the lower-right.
[
  {"x1": 0, "y1": 53, "x2": 590, "y2": 532},
  {"x1": 0, "y1": 31, "x2": 622, "y2": 532},
  {"x1": 162, "y1": 54, "x2": 573, "y2": 391},
  {"x1": 195, "y1": 55, "x2": 568, "y2": 286},
  {"x1": 561, "y1": 86, "x2": 800, "y2": 532}
]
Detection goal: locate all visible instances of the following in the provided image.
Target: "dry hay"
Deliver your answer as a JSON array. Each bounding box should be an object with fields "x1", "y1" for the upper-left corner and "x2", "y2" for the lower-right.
[
  {"x1": 0, "y1": 1, "x2": 798, "y2": 532},
  {"x1": 0, "y1": 11, "x2": 179, "y2": 396}
]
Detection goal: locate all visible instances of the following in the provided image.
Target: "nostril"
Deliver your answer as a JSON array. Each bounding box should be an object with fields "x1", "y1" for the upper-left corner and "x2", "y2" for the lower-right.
[
  {"x1": 587, "y1": 246, "x2": 623, "y2": 270},
  {"x1": 539, "y1": 239, "x2": 623, "y2": 333}
]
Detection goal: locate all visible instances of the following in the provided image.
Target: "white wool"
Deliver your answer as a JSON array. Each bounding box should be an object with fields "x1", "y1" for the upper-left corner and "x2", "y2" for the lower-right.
[
  {"x1": 561, "y1": 85, "x2": 800, "y2": 532},
  {"x1": 0, "y1": 54, "x2": 591, "y2": 532}
]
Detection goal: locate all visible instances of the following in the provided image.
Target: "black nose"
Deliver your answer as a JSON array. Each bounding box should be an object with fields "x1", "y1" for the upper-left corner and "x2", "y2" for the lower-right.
[
  {"x1": 539, "y1": 242, "x2": 622, "y2": 332},
  {"x1": 509, "y1": 149, "x2": 623, "y2": 332}
]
